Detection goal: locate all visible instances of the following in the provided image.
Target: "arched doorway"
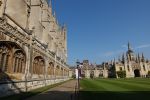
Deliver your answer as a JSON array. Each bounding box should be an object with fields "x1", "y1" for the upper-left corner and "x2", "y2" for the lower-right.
[{"x1": 134, "y1": 69, "x2": 140, "y2": 77}]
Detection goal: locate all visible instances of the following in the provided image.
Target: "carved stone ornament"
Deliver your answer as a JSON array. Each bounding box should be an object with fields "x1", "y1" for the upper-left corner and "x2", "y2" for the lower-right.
[
  {"x1": 0, "y1": 18, "x2": 17, "y2": 35},
  {"x1": 0, "y1": 0, "x2": 2, "y2": 6}
]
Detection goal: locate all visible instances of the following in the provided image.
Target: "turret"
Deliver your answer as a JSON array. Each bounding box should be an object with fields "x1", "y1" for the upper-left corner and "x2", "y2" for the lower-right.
[
  {"x1": 113, "y1": 58, "x2": 116, "y2": 66},
  {"x1": 138, "y1": 53, "x2": 140, "y2": 62},
  {"x1": 53, "y1": 11, "x2": 56, "y2": 18},
  {"x1": 48, "y1": 0, "x2": 52, "y2": 14},
  {"x1": 126, "y1": 42, "x2": 135, "y2": 61},
  {"x1": 122, "y1": 53, "x2": 125, "y2": 64},
  {"x1": 49, "y1": 0, "x2": 52, "y2": 7},
  {"x1": 141, "y1": 53, "x2": 145, "y2": 62},
  {"x1": 128, "y1": 42, "x2": 131, "y2": 51},
  {"x1": 135, "y1": 54, "x2": 139, "y2": 63}
]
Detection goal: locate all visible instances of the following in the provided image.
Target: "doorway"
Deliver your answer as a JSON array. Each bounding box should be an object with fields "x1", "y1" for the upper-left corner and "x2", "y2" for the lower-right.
[{"x1": 134, "y1": 69, "x2": 140, "y2": 77}]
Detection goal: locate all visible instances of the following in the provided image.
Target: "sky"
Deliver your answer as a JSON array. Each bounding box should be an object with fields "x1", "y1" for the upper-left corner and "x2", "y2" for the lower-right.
[{"x1": 49, "y1": 0, "x2": 150, "y2": 65}]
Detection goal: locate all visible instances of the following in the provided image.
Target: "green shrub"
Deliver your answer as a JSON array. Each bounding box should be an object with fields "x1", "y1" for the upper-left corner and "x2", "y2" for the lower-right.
[{"x1": 148, "y1": 71, "x2": 150, "y2": 75}]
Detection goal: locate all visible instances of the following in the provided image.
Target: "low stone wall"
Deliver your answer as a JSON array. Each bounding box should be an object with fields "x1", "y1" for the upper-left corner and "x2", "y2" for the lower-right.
[{"x1": 0, "y1": 78, "x2": 70, "y2": 97}]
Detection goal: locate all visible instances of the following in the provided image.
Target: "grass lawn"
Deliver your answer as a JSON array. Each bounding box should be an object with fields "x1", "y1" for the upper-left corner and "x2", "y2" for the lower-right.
[{"x1": 80, "y1": 78, "x2": 150, "y2": 100}]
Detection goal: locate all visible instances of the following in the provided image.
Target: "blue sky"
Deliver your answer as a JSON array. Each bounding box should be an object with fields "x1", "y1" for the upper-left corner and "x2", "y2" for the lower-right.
[{"x1": 50, "y1": 0, "x2": 150, "y2": 65}]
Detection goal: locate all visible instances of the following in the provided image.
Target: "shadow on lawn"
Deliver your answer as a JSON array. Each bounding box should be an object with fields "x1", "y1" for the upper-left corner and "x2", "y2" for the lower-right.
[
  {"x1": 25, "y1": 91, "x2": 77, "y2": 100},
  {"x1": 2, "y1": 91, "x2": 77, "y2": 100},
  {"x1": 79, "y1": 91, "x2": 150, "y2": 100}
]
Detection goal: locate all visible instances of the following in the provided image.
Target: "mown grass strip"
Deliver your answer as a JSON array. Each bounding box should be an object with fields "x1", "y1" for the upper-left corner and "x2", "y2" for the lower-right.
[
  {"x1": 90, "y1": 79, "x2": 128, "y2": 91},
  {"x1": 110, "y1": 79, "x2": 150, "y2": 90},
  {"x1": 117, "y1": 78, "x2": 150, "y2": 85},
  {"x1": 96, "y1": 79, "x2": 150, "y2": 91},
  {"x1": 79, "y1": 79, "x2": 150, "y2": 100},
  {"x1": 80, "y1": 79, "x2": 106, "y2": 91}
]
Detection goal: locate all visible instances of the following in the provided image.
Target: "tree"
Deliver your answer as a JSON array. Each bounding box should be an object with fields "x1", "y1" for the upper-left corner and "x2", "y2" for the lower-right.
[
  {"x1": 148, "y1": 71, "x2": 150, "y2": 75},
  {"x1": 117, "y1": 71, "x2": 126, "y2": 78}
]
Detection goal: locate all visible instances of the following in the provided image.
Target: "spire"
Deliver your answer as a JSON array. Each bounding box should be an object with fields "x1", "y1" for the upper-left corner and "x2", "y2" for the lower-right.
[
  {"x1": 48, "y1": 0, "x2": 52, "y2": 13},
  {"x1": 103, "y1": 62, "x2": 106, "y2": 70},
  {"x1": 49, "y1": 0, "x2": 52, "y2": 7},
  {"x1": 122, "y1": 53, "x2": 125, "y2": 63},
  {"x1": 128, "y1": 42, "x2": 131, "y2": 50},
  {"x1": 53, "y1": 11, "x2": 56, "y2": 18},
  {"x1": 113, "y1": 58, "x2": 116, "y2": 65},
  {"x1": 118, "y1": 55, "x2": 121, "y2": 62},
  {"x1": 138, "y1": 53, "x2": 140, "y2": 62},
  {"x1": 142, "y1": 53, "x2": 144, "y2": 59},
  {"x1": 110, "y1": 60, "x2": 112, "y2": 64},
  {"x1": 136, "y1": 54, "x2": 138, "y2": 63},
  {"x1": 63, "y1": 24, "x2": 67, "y2": 32},
  {"x1": 142, "y1": 53, "x2": 145, "y2": 62}
]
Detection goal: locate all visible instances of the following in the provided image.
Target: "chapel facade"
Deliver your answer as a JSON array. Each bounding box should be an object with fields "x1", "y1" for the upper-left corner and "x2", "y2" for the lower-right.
[
  {"x1": 0, "y1": 0, "x2": 69, "y2": 97},
  {"x1": 103, "y1": 43, "x2": 150, "y2": 78}
]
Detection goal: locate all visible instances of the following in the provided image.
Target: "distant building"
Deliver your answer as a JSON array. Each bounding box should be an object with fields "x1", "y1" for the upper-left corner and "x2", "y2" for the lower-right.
[
  {"x1": 70, "y1": 43, "x2": 150, "y2": 79},
  {"x1": 103, "y1": 42, "x2": 150, "y2": 78},
  {"x1": 69, "y1": 60, "x2": 106, "y2": 79}
]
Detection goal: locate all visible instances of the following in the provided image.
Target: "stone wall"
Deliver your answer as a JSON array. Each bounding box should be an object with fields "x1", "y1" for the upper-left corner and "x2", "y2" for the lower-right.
[{"x1": 0, "y1": 78, "x2": 70, "y2": 97}]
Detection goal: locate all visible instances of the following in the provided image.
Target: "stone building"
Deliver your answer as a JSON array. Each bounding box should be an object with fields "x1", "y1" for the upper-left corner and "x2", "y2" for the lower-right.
[
  {"x1": 103, "y1": 43, "x2": 150, "y2": 78},
  {"x1": 0, "y1": 0, "x2": 69, "y2": 97},
  {"x1": 72, "y1": 60, "x2": 104, "y2": 79}
]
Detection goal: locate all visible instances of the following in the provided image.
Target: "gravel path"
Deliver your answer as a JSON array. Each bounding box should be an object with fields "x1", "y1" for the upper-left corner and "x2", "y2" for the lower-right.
[{"x1": 25, "y1": 80, "x2": 78, "y2": 100}]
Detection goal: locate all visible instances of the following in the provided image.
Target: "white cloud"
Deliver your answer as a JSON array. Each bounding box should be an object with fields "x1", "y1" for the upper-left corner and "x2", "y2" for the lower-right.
[
  {"x1": 104, "y1": 51, "x2": 114, "y2": 57},
  {"x1": 136, "y1": 44, "x2": 150, "y2": 49},
  {"x1": 104, "y1": 50, "x2": 124, "y2": 57},
  {"x1": 122, "y1": 44, "x2": 127, "y2": 48},
  {"x1": 102, "y1": 43, "x2": 150, "y2": 61}
]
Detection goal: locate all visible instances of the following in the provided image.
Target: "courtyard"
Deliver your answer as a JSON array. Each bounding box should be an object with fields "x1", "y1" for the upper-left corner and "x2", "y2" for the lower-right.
[{"x1": 79, "y1": 78, "x2": 150, "y2": 100}]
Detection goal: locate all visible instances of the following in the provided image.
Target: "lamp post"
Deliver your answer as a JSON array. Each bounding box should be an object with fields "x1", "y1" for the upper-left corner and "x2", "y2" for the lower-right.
[{"x1": 76, "y1": 60, "x2": 80, "y2": 91}]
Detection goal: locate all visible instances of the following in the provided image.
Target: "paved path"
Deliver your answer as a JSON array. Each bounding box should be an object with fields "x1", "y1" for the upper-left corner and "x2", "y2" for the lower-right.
[{"x1": 25, "y1": 80, "x2": 78, "y2": 100}]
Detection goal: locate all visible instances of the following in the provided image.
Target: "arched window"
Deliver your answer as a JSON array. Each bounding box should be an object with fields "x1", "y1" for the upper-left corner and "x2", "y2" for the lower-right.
[
  {"x1": 47, "y1": 66, "x2": 51, "y2": 75},
  {"x1": 0, "y1": 46, "x2": 10, "y2": 72},
  {"x1": 48, "y1": 62, "x2": 54, "y2": 75},
  {"x1": 56, "y1": 66, "x2": 60, "y2": 76},
  {"x1": 119, "y1": 67, "x2": 122, "y2": 71},
  {"x1": 32, "y1": 56, "x2": 45, "y2": 75},
  {"x1": 61, "y1": 68, "x2": 63, "y2": 76},
  {"x1": 0, "y1": 31, "x2": 6, "y2": 40},
  {"x1": 13, "y1": 50, "x2": 25, "y2": 73}
]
